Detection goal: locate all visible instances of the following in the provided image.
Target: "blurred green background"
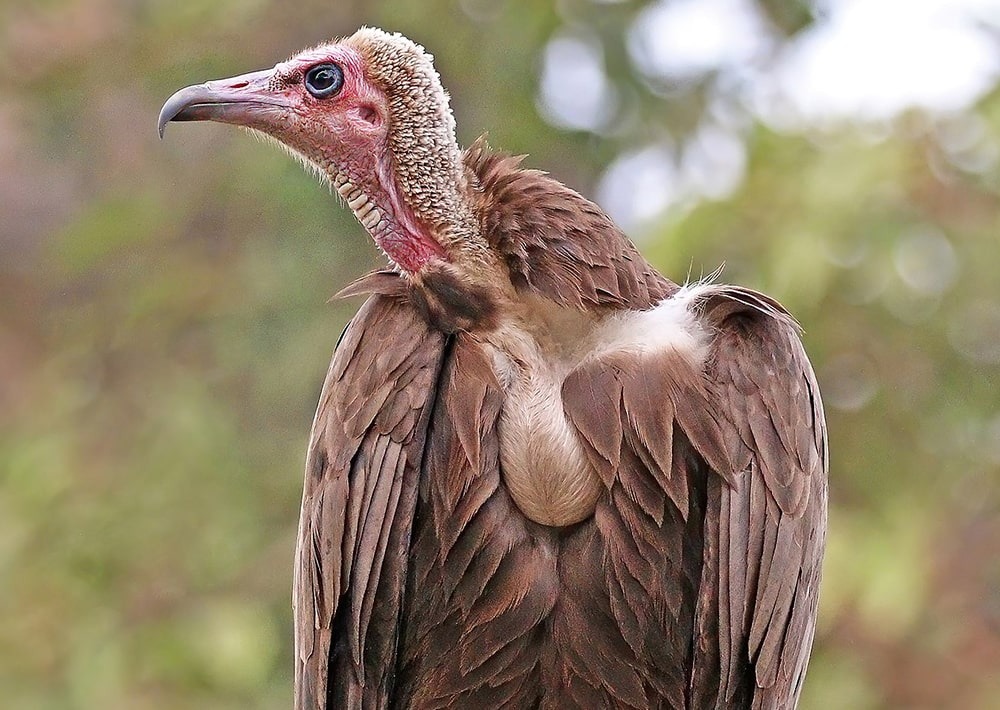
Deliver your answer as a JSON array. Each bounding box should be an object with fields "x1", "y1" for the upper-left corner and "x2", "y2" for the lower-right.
[{"x1": 3, "y1": 0, "x2": 1000, "y2": 707}]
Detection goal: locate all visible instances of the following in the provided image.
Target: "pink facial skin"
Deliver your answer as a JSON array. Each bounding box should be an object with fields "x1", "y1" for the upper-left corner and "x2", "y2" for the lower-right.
[{"x1": 159, "y1": 44, "x2": 447, "y2": 273}]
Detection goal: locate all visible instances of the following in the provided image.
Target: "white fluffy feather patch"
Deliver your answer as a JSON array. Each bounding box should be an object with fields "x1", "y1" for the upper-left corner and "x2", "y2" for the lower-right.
[
  {"x1": 588, "y1": 282, "x2": 715, "y2": 366},
  {"x1": 488, "y1": 282, "x2": 718, "y2": 527}
]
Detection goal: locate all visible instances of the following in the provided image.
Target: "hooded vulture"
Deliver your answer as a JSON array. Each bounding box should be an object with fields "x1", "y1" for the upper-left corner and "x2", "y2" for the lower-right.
[{"x1": 159, "y1": 27, "x2": 828, "y2": 710}]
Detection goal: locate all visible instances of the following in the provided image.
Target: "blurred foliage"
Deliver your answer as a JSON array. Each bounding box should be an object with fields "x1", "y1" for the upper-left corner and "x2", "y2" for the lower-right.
[{"x1": 1, "y1": 0, "x2": 999, "y2": 708}]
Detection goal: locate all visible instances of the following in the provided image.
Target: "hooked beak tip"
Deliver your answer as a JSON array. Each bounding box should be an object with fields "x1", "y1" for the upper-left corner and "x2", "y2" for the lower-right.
[{"x1": 157, "y1": 83, "x2": 207, "y2": 139}]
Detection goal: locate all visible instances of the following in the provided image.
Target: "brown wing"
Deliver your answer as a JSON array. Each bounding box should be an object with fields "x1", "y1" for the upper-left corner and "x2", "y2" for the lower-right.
[
  {"x1": 293, "y1": 287, "x2": 448, "y2": 710},
  {"x1": 691, "y1": 286, "x2": 827, "y2": 709},
  {"x1": 562, "y1": 284, "x2": 827, "y2": 708}
]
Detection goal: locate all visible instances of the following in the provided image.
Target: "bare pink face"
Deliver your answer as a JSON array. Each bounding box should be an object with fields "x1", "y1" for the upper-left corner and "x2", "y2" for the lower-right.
[{"x1": 159, "y1": 44, "x2": 446, "y2": 272}]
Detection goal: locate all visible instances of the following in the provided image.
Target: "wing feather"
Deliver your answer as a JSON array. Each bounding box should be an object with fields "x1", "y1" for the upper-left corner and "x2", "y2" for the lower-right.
[
  {"x1": 695, "y1": 285, "x2": 828, "y2": 708},
  {"x1": 293, "y1": 292, "x2": 447, "y2": 710},
  {"x1": 561, "y1": 283, "x2": 827, "y2": 708}
]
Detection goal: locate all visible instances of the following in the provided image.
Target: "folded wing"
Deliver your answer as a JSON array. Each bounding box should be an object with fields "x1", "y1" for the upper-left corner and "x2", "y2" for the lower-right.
[
  {"x1": 293, "y1": 289, "x2": 448, "y2": 710},
  {"x1": 563, "y1": 284, "x2": 828, "y2": 708}
]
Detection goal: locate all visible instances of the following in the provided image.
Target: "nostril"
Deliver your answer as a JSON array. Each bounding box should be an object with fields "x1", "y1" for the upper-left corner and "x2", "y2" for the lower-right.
[{"x1": 228, "y1": 80, "x2": 249, "y2": 89}]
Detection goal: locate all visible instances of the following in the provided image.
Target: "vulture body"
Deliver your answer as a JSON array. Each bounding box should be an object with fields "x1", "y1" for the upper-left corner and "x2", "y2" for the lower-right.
[{"x1": 160, "y1": 27, "x2": 828, "y2": 710}]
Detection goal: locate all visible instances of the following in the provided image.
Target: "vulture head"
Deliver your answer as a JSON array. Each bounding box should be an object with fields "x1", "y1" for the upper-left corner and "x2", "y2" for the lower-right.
[{"x1": 159, "y1": 28, "x2": 488, "y2": 276}]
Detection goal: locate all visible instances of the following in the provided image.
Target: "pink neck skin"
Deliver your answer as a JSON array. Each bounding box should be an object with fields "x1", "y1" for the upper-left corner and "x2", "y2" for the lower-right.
[
  {"x1": 370, "y1": 153, "x2": 448, "y2": 272},
  {"x1": 374, "y1": 229, "x2": 445, "y2": 272}
]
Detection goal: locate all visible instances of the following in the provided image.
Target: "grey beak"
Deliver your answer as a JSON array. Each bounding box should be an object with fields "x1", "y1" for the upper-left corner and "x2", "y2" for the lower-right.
[{"x1": 157, "y1": 69, "x2": 282, "y2": 138}]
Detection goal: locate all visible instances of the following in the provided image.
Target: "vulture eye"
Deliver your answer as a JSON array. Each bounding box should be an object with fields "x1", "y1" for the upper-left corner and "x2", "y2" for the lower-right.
[{"x1": 304, "y1": 64, "x2": 343, "y2": 98}]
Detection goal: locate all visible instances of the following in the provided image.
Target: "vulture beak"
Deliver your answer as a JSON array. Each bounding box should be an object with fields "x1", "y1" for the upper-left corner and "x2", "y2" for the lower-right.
[{"x1": 157, "y1": 69, "x2": 287, "y2": 138}]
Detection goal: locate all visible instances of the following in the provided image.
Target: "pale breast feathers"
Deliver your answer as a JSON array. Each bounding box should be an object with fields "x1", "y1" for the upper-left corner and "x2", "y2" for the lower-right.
[{"x1": 488, "y1": 284, "x2": 718, "y2": 527}]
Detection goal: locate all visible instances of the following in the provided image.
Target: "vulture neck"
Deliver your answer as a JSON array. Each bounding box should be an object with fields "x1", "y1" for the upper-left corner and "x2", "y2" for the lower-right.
[
  {"x1": 391, "y1": 142, "x2": 499, "y2": 278},
  {"x1": 340, "y1": 29, "x2": 505, "y2": 283}
]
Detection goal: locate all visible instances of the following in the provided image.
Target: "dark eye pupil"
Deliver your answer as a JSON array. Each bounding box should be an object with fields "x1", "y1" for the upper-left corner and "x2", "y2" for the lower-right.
[
  {"x1": 312, "y1": 69, "x2": 335, "y2": 88},
  {"x1": 305, "y1": 64, "x2": 343, "y2": 98}
]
